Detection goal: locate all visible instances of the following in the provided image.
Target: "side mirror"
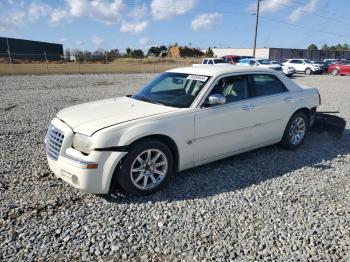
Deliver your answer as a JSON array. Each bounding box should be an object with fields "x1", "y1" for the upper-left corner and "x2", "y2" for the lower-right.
[{"x1": 207, "y1": 94, "x2": 226, "y2": 106}]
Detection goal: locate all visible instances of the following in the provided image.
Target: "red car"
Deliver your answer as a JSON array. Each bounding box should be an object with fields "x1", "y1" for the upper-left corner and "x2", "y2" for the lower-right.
[
  {"x1": 328, "y1": 61, "x2": 350, "y2": 76},
  {"x1": 222, "y1": 55, "x2": 253, "y2": 64}
]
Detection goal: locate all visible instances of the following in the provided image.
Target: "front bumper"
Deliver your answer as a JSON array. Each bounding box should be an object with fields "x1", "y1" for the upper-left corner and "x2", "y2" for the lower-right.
[
  {"x1": 46, "y1": 118, "x2": 127, "y2": 194},
  {"x1": 311, "y1": 68, "x2": 323, "y2": 74}
]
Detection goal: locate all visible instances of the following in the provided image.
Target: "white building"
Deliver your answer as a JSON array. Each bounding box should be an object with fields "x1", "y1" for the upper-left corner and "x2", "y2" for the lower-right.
[
  {"x1": 202, "y1": 48, "x2": 270, "y2": 58},
  {"x1": 202, "y1": 47, "x2": 350, "y2": 61}
]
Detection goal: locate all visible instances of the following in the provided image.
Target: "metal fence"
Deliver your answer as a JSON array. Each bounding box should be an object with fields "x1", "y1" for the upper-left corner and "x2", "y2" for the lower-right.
[
  {"x1": 0, "y1": 55, "x2": 198, "y2": 75},
  {"x1": 0, "y1": 37, "x2": 63, "y2": 61},
  {"x1": 269, "y1": 48, "x2": 350, "y2": 62}
]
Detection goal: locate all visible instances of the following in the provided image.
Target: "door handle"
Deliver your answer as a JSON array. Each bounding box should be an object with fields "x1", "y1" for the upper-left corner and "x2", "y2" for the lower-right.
[
  {"x1": 242, "y1": 104, "x2": 255, "y2": 111},
  {"x1": 284, "y1": 97, "x2": 294, "y2": 103}
]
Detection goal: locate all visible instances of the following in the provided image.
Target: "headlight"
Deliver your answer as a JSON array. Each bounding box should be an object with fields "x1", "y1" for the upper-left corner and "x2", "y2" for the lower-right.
[{"x1": 73, "y1": 134, "x2": 93, "y2": 154}]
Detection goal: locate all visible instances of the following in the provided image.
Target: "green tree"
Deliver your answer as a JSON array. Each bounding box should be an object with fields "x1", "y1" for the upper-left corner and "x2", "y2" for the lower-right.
[
  {"x1": 205, "y1": 47, "x2": 214, "y2": 57},
  {"x1": 107, "y1": 48, "x2": 120, "y2": 62},
  {"x1": 147, "y1": 46, "x2": 167, "y2": 56},
  {"x1": 307, "y1": 44, "x2": 318, "y2": 50},
  {"x1": 321, "y1": 44, "x2": 329, "y2": 50}
]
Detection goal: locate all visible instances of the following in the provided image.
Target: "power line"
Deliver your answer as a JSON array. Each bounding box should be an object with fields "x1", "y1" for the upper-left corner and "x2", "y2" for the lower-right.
[
  {"x1": 85, "y1": 0, "x2": 350, "y2": 39},
  {"x1": 266, "y1": 0, "x2": 350, "y2": 27}
]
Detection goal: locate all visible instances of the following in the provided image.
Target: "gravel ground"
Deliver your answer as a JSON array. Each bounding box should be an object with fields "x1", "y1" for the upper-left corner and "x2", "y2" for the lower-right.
[{"x1": 1, "y1": 73, "x2": 349, "y2": 261}]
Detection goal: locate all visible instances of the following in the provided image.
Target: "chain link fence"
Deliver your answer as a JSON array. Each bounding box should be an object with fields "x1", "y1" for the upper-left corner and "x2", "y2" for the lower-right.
[{"x1": 0, "y1": 52, "x2": 200, "y2": 75}]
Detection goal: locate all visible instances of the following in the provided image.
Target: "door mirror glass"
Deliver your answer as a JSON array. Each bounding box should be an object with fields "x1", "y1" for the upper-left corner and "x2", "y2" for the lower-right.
[{"x1": 207, "y1": 94, "x2": 226, "y2": 105}]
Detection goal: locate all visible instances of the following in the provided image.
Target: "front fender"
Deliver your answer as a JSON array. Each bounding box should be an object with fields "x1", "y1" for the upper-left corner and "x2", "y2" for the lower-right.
[{"x1": 91, "y1": 112, "x2": 195, "y2": 171}]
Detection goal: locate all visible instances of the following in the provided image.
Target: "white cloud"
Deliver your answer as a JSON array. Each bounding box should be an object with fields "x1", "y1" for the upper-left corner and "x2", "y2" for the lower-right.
[
  {"x1": 289, "y1": 0, "x2": 318, "y2": 22},
  {"x1": 28, "y1": 1, "x2": 51, "y2": 21},
  {"x1": 75, "y1": 40, "x2": 84, "y2": 46},
  {"x1": 151, "y1": 0, "x2": 197, "y2": 20},
  {"x1": 120, "y1": 20, "x2": 149, "y2": 34},
  {"x1": 0, "y1": 10, "x2": 26, "y2": 31},
  {"x1": 139, "y1": 37, "x2": 150, "y2": 46},
  {"x1": 191, "y1": 13, "x2": 222, "y2": 31},
  {"x1": 248, "y1": 0, "x2": 292, "y2": 14},
  {"x1": 92, "y1": 35, "x2": 105, "y2": 46},
  {"x1": 128, "y1": 4, "x2": 147, "y2": 19},
  {"x1": 58, "y1": 38, "x2": 67, "y2": 43},
  {"x1": 50, "y1": 8, "x2": 70, "y2": 24},
  {"x1": 50, "y1": 0, "x2": 125, "y2": 25}
]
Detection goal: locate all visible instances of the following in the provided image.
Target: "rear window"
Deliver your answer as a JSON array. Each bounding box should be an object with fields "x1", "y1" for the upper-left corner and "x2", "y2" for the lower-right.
[
  {"x1": 252, "y1": 74, "x2": 286, "y2": 96},
  {"x1": 213, "y1": 59, "x2": 224, "y2": 64}
]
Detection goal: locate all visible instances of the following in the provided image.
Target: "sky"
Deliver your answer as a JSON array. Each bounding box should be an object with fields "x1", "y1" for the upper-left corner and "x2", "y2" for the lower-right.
[{"x1": 0, "y1": 0, "x2": 349, "y2": 53}]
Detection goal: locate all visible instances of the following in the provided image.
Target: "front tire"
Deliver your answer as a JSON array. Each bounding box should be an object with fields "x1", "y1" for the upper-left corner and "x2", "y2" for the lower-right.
[
  {"x1": 332, "y1": 68, "x2": 339, "y2": 76},
  {"x1": 281, "y1": 112, "x2": 308, "y2": 150},
  {"x1": 116, "y1": 140, "x2": 173, "y2": 195}
]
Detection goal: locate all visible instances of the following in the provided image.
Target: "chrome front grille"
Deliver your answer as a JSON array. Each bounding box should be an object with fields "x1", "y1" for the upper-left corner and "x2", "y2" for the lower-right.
[{"x1": 46, "y1": 124, "x2": 64, "y2": 160}]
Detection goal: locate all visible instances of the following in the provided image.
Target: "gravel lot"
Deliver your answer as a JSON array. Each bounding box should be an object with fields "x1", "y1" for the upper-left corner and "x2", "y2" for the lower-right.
[{"x1": 1, "y1": 73, "x2": 349, "y2": 261}]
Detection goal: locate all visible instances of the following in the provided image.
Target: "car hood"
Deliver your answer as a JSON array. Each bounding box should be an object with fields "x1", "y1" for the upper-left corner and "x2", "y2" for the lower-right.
[{"x1": 57, "y1": 96, "x2": 179, "y2": 136}]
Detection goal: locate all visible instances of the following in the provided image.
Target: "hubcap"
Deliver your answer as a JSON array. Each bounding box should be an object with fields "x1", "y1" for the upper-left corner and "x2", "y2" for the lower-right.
[
  {"x1": 130, "y1": 149, "x2": 168, "y2": 190},
  {"x1": 289, "y1": 117, "x2": 306, "y2": 145}
]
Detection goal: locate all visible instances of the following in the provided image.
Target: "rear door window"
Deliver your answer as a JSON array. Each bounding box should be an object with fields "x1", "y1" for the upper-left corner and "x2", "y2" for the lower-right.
[{"x1": 251, "y1": 74, "x2": 287, "y2": 97}]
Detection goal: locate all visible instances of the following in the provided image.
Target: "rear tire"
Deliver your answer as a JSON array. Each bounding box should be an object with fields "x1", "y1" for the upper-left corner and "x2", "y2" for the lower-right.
[
  {"x1": 305, "y1": 68, "x2": 312, "y2": 75},
  {"x1": 116, "y1": 140, "x2": 173, "y2": 196},
  {"x1": 281, "y1": 112, "x2": 309, "y2": 150}
]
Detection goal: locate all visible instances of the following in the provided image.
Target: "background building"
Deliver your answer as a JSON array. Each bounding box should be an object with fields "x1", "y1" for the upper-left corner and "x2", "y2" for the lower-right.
[
  {"x1": 0, "y1": 37, "x2": 63, "y2": 61},
  {"x1": 205, "y1": 48, "x2": 350, "y2": 61}
]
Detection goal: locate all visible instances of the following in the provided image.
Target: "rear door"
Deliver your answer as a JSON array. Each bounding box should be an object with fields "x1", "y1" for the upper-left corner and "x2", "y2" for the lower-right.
[
  {"x1": 247, "y1": 74, "x2": 295, "y2": 144},
  {"x1": 289, "y1": 60, "x2": 304, "y2": 72}
]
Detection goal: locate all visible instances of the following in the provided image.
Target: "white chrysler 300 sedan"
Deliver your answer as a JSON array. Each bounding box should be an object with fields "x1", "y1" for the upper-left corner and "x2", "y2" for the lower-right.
[{"x1": 45, "y1": 66, "x2": 321, "y2": 195}]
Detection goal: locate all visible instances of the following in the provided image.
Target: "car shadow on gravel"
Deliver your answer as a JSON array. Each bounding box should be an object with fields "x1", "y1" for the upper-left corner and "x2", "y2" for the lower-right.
[{"x1": 105, "y1": 127, "x2": 350, "y2": 204}]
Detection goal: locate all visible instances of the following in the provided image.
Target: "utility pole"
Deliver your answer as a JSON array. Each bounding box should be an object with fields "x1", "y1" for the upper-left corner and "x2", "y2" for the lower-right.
[{"x1": 253, "y1": 0, "x2": 262, "y2": 57}]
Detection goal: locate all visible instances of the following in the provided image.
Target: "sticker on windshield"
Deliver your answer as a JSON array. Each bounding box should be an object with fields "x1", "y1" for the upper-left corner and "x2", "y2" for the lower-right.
[{"x1": 187, "y1": 75, "x2": 208, "y2": 82}]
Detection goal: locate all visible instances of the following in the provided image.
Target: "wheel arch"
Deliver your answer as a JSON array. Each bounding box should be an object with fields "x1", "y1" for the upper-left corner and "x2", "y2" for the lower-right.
[
  {"x1": 291, "y1": 107, "x2": 314, "y2": 127},
  {"x1": 125, "y1": 134, "x2": 180, "y2": 172}
]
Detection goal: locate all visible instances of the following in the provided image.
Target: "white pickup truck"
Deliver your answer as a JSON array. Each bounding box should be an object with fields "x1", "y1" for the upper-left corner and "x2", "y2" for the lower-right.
[
  {"x1": 46, "y1": 65, "x2": 321, "y2": 195},
  {"x1": 193, "y1": 58, "x2": 227, "y2": 66}
]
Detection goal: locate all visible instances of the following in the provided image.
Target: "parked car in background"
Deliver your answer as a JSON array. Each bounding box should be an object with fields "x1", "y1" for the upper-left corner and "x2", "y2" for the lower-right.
[
  {"x1": 193, "y1": 58, "x2": 226, "y2": 66},
  {"x1": 283, "y1": 59, "x2": 323, "y2": 75},
  {"x1": 311, "y1": 61, "x2": 328, "y2": 72},
  {"x1": 222, "y1": 55, "x2": 254, "y2": 64},
  {"x1": 271, "y1": 61, "x2": 296, "y2": 77},
  {"x1": 238, "y1": 58, "x2": 283, "y2": 72},
  {"x1": 323, "y1": 59, "x2": 339, "y2": 64},
  {"x1": 45, "y1": 66, "x2": 321, "y2": 195},
  {"x1": 327, "y1": 61, "x2": 350, "y2": 76}
]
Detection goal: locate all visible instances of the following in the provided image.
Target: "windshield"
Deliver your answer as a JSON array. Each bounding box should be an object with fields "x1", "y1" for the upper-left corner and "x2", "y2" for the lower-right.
[
  {"x1": 132, "y1": 72, "x2": 210, "y2": 108},
  {"x1": 257, "y1": 59, "x2": 272, "y2": 65},
  {"x1": 213, "y1": 59, "x2": 224, "y2": 64},
  {"x1": 304, "y1": 60, "x2": 312, "y2": 64}
]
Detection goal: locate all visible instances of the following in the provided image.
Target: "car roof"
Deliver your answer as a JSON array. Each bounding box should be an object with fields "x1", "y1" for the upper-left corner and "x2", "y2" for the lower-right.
[{"x1": 167, "y1": 65, "x2": 275, "y2": 77}]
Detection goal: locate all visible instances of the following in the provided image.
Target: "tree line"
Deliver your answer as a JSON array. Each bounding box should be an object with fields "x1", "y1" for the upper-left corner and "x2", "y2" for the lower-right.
[
  {"x1": 64, "y1": 44, "x2": 177, "y2": 62},
  {"x1": 307, "y1": 43, "x2": 350, "y2": 51}
]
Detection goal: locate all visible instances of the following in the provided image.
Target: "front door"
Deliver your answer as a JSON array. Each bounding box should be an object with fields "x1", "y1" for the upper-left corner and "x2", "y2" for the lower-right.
[{"x1": 194, "y1": 75, "x2": 258, "y2": 163}]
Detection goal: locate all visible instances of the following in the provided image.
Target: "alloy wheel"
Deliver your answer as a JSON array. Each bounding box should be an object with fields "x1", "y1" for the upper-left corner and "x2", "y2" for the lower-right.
[
  {"x1": 289, "y1": 117, "x2": 306, "y2": 145},
  {"x1": 130, "y1": 149, "x2": 168, "y2": 190}
]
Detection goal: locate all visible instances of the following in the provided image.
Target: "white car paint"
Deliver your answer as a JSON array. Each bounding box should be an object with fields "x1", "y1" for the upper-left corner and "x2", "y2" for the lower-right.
[
  {"x1": 283, "y1": 59, "x2": 322, "y2": 74},
  {"x1": 46, "y1": 65, "x2": 320, "y2": 194},
  {"x1": 193, "y1": 57, "x2": 227, "y2": 66}
]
